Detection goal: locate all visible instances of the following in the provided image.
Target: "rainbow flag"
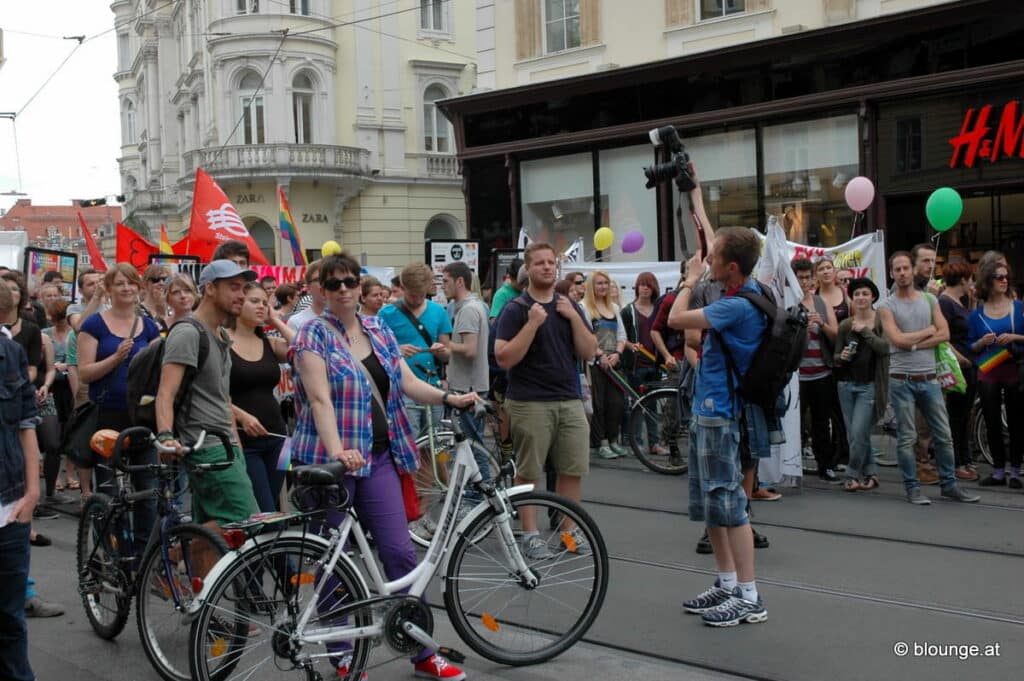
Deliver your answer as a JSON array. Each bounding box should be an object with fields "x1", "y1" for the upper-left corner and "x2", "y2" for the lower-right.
[
  {"x1": 977, "y1": 347, "x2": 1013, "y2": 374},
  {"x1": 278, "y1": 186, "x2": 307, "y2": 266},
  {"x1": 158, "y1": 224, "x2": 173, "y2": 254},
  {"x1": 275, "y1": 436, "x2": 294, "y2": 471}
]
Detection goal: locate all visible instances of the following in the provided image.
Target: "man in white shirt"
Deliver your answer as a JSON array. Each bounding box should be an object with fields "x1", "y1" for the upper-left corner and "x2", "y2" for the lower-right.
[{"x1": 287, "y1": 260, "x2": 324, "y2": 333}]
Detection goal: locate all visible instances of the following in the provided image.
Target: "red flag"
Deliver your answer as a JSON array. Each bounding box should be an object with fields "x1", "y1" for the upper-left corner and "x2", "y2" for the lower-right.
[
  {"x1": 171, "y1": 235, "x2": 192, "y2": 256},
  {"x1": 76, "y1": 212, "x2": 108, "y2": 271},
  {"x1": 116, "y1": 223, "x2": 158, "y2": 271},
  {"x1": 188, "y1": 168, "x2": 269, "y2": 264}
]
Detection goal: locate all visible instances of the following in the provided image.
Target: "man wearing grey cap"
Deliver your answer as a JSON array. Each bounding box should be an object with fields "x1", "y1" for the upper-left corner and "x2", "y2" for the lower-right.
[{"x1": 155, "y1": 260, "x2": 260, "y2": 545}]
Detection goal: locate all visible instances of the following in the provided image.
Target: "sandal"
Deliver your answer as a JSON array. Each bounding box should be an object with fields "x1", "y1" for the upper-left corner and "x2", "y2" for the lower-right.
[
  {"x1": 861, "y1": 476, "x2": 879, "y2": 490},
  {"x1": 68, "y1": 480, "x2": 81, "y2": 490},
  {"x1": 54, "y1": 481, "x2": 66, "y2": 492},
  {"x1": 843, "y1": 479, "x2": 862, "y2": 492}
]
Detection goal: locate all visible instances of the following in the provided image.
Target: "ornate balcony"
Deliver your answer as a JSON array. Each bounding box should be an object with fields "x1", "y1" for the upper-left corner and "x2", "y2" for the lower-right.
[
  {"x1": 409, "y1": 153, "x2": 461, "y2": 179},
  {"x1": 179, "y1": 144, "x2": 372, "y2": 187}
]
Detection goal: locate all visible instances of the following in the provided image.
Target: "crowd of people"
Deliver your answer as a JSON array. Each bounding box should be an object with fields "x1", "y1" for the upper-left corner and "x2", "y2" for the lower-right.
[{"x1": 1, "y1": 196, "x2": 1018, "y2": 678}]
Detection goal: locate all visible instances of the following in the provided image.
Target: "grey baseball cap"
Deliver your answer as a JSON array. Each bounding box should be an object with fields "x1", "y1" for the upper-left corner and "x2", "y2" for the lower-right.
[{"x1": 198, "y1": 259, "x2": 258, "y2": 287}]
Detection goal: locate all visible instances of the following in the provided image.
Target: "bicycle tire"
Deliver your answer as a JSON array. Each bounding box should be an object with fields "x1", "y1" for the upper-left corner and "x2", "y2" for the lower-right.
[
  {"x1": 136, "y1": 524, "x2": 229, "y2": 681},
  {"x1": 188, "y1": 536, "x2": 371, "y2": 681},
  {"x1": 443, "y1": 490, "x2": 608, "y2": 666},
  {"x1": 628, "y1": 388, "x2": 688, "y2": 475},
  {"x1": 970, "y1": 398, "x2": 999, "y2": 466},
  {"x1": 410, "y1": 432, "x2": 500, "y2": 547},
  {"x1": 77, "y1": 493, "x2": 132, "y2": 640}
]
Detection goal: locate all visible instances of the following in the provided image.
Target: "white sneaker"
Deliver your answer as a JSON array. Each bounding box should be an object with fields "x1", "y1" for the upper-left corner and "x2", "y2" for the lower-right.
[{"x1": 522, "y1": 534, "x2": 553, "y2": 560}]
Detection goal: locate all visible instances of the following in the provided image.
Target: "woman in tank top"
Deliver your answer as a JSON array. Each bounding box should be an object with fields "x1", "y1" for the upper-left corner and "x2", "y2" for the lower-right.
[
  {"x1": 581, "y1": 270, "x2": 628, "y2": 460},
  {"x1": 227, "y1": 282, "x2": 296, "y2": 512},
  {"x1": 816, "y1": 255, "x2": 850, "y2": 324}
]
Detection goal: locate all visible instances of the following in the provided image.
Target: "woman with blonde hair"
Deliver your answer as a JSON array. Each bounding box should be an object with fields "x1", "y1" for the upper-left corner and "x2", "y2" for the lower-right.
[
  {"x1": 165, "y1": 275, "x2": 198, "y2": 323},
  {"x1": 581, "y1": 270, "x2": 627, "y2": 459}
]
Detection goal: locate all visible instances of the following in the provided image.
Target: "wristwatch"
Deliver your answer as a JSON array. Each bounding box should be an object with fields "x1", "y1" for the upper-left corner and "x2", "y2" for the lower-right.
[{"x1": 156, "y1": 430, "x2": 175, "y2": 443}]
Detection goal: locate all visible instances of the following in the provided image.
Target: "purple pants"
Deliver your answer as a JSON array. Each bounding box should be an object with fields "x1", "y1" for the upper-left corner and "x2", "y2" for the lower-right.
[{"x1": 315, "y1": 450, "x2": 431, "y2": 665}]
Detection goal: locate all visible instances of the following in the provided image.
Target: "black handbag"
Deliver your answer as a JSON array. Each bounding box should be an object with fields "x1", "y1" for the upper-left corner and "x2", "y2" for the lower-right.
[{"x1": 63, "y1": 400, "x2": 100, "y2": 467}]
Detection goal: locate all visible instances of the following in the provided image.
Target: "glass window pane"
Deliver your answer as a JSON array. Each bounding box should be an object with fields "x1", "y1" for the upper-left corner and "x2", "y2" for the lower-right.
[
  {"x1": 567, "y1": 0, "x2": 580, "y2": 18},
  {"x1": 433, "y1": 0, "x2": 443, "y2": 30},
  {"x1": 436, "y1": 110, "x2": 449, "y2": 152},
  {"x1": 421, "y1": 0, "x2": 430, "y2": 28},
  {"x1": 546, "y1": 22, "x2": 565, "y2": 52},
  {"x1": 566, "y1": 16, "x2": 580, "y2": 48},
  {"x1": 597, "y1": 145, "x2": 659, "y2": 262},
  {"x1": 763, "y1": 116, "x2": 859, "y2": 246},
  {"x1": 424, "y1": 104, "x2": 435, "y2": 151},
  {"x1": 302, "y1": 95, "x2": 312, "y2": 143},
  {"x1": 255, "y1": 97, "x2": 265, "y2": 144},
  {"x1": 240, "y1": 72, "x2": 262, "y2": 90},
  {"x1": 547, "y1": 0, "x2": 565, "y2": 21},
  {"x1": 521, "y1": 153, "x2": 595, "y2": 259},
  {"x1": 293, "y1": 95, "x2": 300, "y2": 142}
]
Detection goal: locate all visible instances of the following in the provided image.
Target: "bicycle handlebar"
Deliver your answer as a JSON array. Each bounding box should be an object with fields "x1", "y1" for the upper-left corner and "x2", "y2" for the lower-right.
[{"x1": 114, "y1": 428, "x2": 236, "y2": 475}]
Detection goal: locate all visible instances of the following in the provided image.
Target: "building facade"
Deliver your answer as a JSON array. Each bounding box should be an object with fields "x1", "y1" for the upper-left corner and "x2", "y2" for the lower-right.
[
  {"x1": 447, "y1": 0, "x2": 1024, "y2": 285},
  {"x1": 112, "y1": 0, "x2": 476, "y2": 267},
  {"x1": 0, "y1": 199, "x2": 121, "y2": 270}
]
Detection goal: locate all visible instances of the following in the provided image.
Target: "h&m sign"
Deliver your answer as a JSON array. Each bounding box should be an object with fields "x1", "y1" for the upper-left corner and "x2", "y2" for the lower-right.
[{"x1": 949, "y1": 100, "x2": 1024, "y2": 169}]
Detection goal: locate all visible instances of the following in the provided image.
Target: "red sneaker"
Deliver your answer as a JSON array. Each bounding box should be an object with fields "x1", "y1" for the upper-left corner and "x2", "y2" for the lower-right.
[{"x1": 413, "y1": 655, "x2": 466, "y2": 681}]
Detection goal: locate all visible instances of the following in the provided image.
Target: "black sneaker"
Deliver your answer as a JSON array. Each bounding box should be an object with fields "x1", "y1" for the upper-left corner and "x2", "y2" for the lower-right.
[
  {"x1": 752, "y1": 527, "x2": 769, "y2": 549},
  {"x1": 695, "y1": 531, "x2": 712, "y2": 555},
  {"x1": 681, "y1": 580, "x2": 732, "y2": 614},
  {"x1": 701, "y1": 587, "x2": 767, "y2": 627}
]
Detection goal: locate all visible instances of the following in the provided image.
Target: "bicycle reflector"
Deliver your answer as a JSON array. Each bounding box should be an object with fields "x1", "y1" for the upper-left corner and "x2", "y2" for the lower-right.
[
  {"x1": 223, "y1": 529, "x2": 246, "y2": 550},
  {"x1": 90, "y1": 429, "x2": 121, "y2": 458},
  {"x1": 191, "y1": 577, "x2": 204, "y2": 594}
]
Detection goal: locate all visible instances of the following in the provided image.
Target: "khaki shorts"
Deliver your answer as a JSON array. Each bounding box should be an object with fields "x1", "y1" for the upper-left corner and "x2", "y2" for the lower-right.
[{"x1": 506, "y1": 399, "x2": 590, "y2": 481}]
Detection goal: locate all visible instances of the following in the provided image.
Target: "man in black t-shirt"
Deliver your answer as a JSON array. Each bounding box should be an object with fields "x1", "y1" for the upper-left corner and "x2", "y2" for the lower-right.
[{"x1": 494, "y1": 243, "x2": 598, "y2": 560}]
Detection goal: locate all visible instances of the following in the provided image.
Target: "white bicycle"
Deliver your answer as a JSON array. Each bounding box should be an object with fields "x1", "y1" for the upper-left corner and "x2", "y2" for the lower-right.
[{"x1": 186, "y1": 403, "x2": 609, "y2": 680}]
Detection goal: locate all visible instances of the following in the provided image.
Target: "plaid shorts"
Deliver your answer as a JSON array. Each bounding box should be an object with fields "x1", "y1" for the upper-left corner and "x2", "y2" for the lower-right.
[{"x1": 688, "y1": 416, "x2": 749, "y2": 528}]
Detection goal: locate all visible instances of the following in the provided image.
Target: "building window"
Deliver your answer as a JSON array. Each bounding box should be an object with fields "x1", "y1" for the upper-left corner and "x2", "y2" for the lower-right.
[
  {"x1": 420, "y1": 0, "x2": 446, "y2": 31},
  {"x1": 699, "y1": 0, "x2": 745, "y2": 20},
  {"x1": 117, "y1": 33, "x2": 130, "y2": 71},
  {"x1": 290, "y1": 0, "x2": 311, "y2": 15},
  {"x1": 423, "y1": 85, "x2": 451, "y2": 153},
  {"x1": 544, "y1": 0, "x2": 581, "y2": 54},
  {"x1": 895, "y1": 117, "x2": 922, "y2": 173},
  {"x1": 123, "y1": 100, "x2": 136, "y2": 145},
  {"x1": 293, "y1": 73, "x2": 314, "y2": 144},
  {"x1": 239, "y1": 71, "x2": 266, "y2": 145},
  {"x1": 237, "y1": 0, "x2": 259, "y2": 15},
  {"x1": 521, "y1": 152, "x2": 594, "y2": 259}
]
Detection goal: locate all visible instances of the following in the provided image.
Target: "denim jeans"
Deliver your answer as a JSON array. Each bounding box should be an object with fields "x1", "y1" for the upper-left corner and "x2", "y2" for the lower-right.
[
  {"x1": 243, "y1": 436, "x2": 287, "y2": 513},
  {"x1": 889, "y1": 378, "x2": 956, "y2": 490},
  {"x1": 837, "y1": 381, "x2": 876, "y2": 481},
  {"x1": 0, "y1": 521, "x2": 33, "y2": 681}
]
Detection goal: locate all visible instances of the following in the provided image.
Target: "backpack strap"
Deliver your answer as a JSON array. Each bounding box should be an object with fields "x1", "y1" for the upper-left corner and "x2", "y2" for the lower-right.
[{"x1": 393, "y1": 299, "x2": 435, "y2": 348}]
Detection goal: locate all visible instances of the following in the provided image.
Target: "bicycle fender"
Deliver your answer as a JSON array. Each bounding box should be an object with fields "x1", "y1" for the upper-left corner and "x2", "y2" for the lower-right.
[{"x1": 439, "y1": 484, "x2": 535, "y2": 576}]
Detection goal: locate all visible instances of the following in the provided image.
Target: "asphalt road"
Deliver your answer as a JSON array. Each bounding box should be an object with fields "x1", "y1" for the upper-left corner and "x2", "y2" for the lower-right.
[{"x1": 23, "y1": 454, "x2": 1024, "y2": 681}]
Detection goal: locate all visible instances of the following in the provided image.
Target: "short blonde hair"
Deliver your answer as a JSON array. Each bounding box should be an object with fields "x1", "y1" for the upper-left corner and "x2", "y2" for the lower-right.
[
  {"x1": 524, "y1": 242, "x2": 555, "y2": 266},
  {"x1": 400, "y1": 262, "x2": 433, "y2": 294},
  {"x1": 104, "y1": 263, "x2": 143, "y2": 290}
]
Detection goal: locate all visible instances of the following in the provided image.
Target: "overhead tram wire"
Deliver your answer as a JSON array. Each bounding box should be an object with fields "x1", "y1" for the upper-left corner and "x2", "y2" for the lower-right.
[{"x1": 286, "y1": 0, "x2": 453, "y2": 39}]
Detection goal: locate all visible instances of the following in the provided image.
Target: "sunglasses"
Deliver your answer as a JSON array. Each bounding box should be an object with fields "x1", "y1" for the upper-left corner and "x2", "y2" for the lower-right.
[
  {"x1": 148, "y1": 276, "x2": 169, "y2": 283},
  {"x1": 323, "y1": 276, "x2": 360, "y2": 292},
  {"x1": 992, "y1": 274, "x2": 1009, "y2": 281}
]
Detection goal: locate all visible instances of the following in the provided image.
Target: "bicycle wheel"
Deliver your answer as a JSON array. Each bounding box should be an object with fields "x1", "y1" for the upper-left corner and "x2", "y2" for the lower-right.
[
  {"x1": 136, "y1": 524, "x2": 228, "y2": 681},
  {"x1": 189, "y1": 536, "x2": 371, "y2": 681},
  {"x1": 970, "y1": 397, "x2": 1000, "y2": 466},
  {"x1": 410, "y1": 433, "x2": 500, "y2": 547},
  {"x1": 628, "y1": 388, "x2": 688, "y2": 475},
  {"x1": 443, "y1": 490, "x2": 608, "y2": 666},
  {"x1": 77, "y1": 493, "x2": 132, "y2": 639}
]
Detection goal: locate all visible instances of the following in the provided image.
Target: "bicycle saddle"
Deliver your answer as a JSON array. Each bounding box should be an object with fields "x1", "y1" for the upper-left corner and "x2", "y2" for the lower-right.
[{"x1": 289, "y1": 461, "x2": 348, "y2": 486}]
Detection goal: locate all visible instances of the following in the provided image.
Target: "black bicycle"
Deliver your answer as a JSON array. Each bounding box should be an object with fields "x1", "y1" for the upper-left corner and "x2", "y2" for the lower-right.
[{"x1": 76, "y1": 426, "x2": 235, "y2": 681}]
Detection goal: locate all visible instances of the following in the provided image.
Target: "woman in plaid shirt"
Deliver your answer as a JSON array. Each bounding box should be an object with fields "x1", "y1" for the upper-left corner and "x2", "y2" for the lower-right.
[{"x1": 291, "y1": 252, "x2": 477, "y2": 681}]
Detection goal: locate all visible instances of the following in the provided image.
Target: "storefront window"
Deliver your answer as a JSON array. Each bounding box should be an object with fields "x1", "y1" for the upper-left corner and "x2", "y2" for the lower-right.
[
  {"x1": 521, "y1": 153, "x2": 595, "y2": 259},
  {"x1": 673, "y1": 129, "x2": 758, "y2": 255},
  {"x1": 597, "y1": 145, "x2": 658, "y2": 262},
  {"x1": 763, "y1": 115, "x2": 858, "y2": 246}
]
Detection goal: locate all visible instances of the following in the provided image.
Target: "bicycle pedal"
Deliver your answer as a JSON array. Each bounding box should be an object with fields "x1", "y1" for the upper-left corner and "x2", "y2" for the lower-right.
[{"x1": 437, "y1": 647, "x2": 465, "y2": 663}]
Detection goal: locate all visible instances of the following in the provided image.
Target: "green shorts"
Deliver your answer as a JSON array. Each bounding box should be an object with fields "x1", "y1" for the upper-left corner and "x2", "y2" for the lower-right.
[
  {"x1": 187, "y1": 444, "x2": 259, "y2": 526},
  {"x1": 506, "y1": 398, "x2": 590, "y2": 481}
]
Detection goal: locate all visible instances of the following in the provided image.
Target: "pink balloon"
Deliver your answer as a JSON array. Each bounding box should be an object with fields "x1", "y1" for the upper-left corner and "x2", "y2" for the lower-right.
[
  {"x1": 844, "y1": 176, "x2": 875, "y2": 212},
  {"x1": 621, "y1": 230, "x2": 645, "y2": 253}
]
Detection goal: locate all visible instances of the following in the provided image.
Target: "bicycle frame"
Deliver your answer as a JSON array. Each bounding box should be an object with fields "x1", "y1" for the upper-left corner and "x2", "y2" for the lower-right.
[{"x1": 189, "y1": 430, "x2": 537, "y2": 653}]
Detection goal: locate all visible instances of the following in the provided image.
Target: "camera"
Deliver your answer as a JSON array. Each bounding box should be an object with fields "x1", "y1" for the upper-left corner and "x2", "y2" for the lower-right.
[{"x1": 643, "y1": 126, "x2": 696, "y2": 192}]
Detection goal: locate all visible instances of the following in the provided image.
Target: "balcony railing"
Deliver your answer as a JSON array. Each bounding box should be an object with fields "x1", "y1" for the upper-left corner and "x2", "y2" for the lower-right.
[
  {"x1": 410, "y1": 153, "x2": 461, "y2": 178},
  {"x1": 180, "y1": 144, "x2": 372, "y2": 183}
]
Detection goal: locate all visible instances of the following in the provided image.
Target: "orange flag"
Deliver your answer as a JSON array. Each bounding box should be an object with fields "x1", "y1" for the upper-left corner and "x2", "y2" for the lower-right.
[
  {"x1": 188, "y1": 168, "x2": 269, "y2": 264},
  {"x1": 116, "y1": 223, "x2": 158, "y2": 271},
  {"x1": 76, "y1": 212, "x2": 109, "y2": 271},
  {"x1": 159, "y1": 224, "x2": 173, "y2": 254}
]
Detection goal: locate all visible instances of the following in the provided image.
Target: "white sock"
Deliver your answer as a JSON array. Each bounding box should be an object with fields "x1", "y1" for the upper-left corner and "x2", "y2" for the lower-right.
[
  {"x1": 522, "y1": 531, "x2": 539, "y2": 542},
  {"x1": 738, "y1": 580, "x2": 758, "y2": 602},
  {"x1": 718, "y1": 571, "x2": 737, "y2": 590}
]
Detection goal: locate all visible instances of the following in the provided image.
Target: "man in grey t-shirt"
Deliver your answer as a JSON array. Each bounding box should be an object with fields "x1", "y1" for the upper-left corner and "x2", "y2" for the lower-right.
[
  {"x1": 878, "y1": 251, "x2": 979, "y2": 505},
  {"x1": 442, "y1": 262, "x2": 489, "y2": 448},
  {"x1": 156, "y1": 260, "x2": 259, "y2": 529}
]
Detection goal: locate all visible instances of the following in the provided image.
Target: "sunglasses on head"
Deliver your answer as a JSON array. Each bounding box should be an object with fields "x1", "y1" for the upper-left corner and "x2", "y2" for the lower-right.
[
  {"x1": 148, "y1": 276, "x2": 169, "y2": 283},
  {"x1": 323, "y1": 276, "x2": 360, "y2": 292},
  {"x1": 993, "y1": 274, "x2": 1009, "y2": 281}
]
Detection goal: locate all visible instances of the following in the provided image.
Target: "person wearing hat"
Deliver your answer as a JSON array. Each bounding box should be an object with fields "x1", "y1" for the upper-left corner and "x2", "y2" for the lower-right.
[
  {"x1": 156, "y1": 260, "x2": 260, "y2": 557},
  {"x1": 833, "y1": 277, "x2": 889, "y2": 491}
]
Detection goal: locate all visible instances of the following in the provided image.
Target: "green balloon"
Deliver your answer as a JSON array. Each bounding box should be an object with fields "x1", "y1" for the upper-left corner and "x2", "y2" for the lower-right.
[{"x1": 925, "y1": 187, "x2": 963, "y2": 232}]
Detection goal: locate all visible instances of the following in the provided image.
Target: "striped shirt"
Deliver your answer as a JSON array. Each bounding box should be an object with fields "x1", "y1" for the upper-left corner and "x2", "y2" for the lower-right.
[
  {"x1": 799, "y1": 325, "x2": 830, "y2": 381},
  {"x1": 290, "y1": 311, "x2": 418, "y2": 475}
]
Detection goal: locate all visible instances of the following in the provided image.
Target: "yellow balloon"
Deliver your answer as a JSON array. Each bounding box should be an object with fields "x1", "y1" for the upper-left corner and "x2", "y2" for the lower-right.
[
  {"x1": 594, "y1": 227, "x2": 614, "y2": 251},
  {"x1": 321, "y1": 240, "x2": 342, "y2": 256}
]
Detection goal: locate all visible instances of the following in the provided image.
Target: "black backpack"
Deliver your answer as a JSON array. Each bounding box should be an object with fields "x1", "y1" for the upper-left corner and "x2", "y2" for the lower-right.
[
  {"x1": 127, "y1": 318, "x2": 210, "y2": 432},
  {"x1": 717, "y1": 288, "x2": 808, "y2": 419}
]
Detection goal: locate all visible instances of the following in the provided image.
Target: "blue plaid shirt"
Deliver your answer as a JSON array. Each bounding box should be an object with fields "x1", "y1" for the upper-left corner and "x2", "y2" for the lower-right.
[{"x1": 290, "y1": 311, "x2": 418, "y2": 476}]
